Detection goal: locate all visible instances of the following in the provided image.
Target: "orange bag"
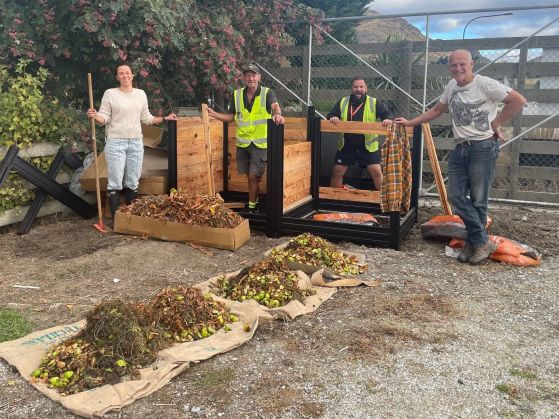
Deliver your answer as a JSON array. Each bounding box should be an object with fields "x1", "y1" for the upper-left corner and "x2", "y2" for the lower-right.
[
  {"x1": 450, "y1": 236, "x2": 541, "y2": 267},
  {"x1": 421, "y1": 214, "x2": 492, "y2": 241},
  {"x1": 312, "y1": 212, "x2": 378, "y2": 225}
]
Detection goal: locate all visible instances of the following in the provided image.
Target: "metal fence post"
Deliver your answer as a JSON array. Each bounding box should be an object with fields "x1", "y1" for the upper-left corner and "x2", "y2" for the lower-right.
[{"x1": 303, "y1": 22, "x2": 313, "y2": 113}]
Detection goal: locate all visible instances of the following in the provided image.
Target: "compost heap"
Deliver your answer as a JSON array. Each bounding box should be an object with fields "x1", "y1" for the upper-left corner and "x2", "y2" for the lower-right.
[
  {"x1": 269, "y1": 233, "x2": 367, "y2": 276},
  {"x1": 216, "y1": 257, "x2": 315, "y2": 308},
  {"x1": 120, "y1": 189, "x2": 244, "y2": 228},
  {"x1": 31, "y1": 287, "x2": 236, "y2": 395}
]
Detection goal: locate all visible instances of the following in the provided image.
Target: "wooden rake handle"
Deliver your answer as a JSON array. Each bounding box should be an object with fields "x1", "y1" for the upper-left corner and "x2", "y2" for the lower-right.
[{"x1": 422, "y1": 123, "x2": 452, "y2": 215}]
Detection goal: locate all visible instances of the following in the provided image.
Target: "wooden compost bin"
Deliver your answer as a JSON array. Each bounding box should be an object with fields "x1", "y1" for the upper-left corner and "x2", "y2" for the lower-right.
[
  {"x1": 176, "y1": 116, "x2": 311, "y2": 210},
  {"x1": 226, "y1": 117, "x2": 311, "y2": 210}
]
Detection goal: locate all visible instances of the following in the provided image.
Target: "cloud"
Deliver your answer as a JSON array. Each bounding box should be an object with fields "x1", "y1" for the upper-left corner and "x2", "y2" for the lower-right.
[
  {"x1": 367, "y1": 0, "x2": 559, "y2": 39},
  {"x1": 437, "y1": 18, "x2": 462, "y2": 32}
]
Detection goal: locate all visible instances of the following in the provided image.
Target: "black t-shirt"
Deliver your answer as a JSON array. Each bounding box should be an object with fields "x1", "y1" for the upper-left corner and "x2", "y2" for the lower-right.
[
  {"x1": 326, "y1": 94, "x2": 395, "y2": 148},
  {"x1": 229, "y1": 86, "x2": 278, "y2": 114}
]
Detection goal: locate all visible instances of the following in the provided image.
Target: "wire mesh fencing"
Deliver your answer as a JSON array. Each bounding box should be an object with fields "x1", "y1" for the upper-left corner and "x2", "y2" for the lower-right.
[{"x1": 259, "y1": 6, "x2": 559, "y2": 204}]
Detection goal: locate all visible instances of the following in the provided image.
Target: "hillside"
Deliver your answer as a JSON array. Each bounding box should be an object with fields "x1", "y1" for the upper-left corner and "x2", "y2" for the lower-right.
[{"x1": 356, "y1": 10, "x2": 425, "y2": 43}]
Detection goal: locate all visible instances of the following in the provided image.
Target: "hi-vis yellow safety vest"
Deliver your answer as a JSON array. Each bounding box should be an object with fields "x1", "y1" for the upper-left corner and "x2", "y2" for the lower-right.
[
  {"x1": 234, "y1": 87, "x2": 271, "y2": 149},
  {"x1": 338, "y1": 95, "x2": 378, "y2": 152}
]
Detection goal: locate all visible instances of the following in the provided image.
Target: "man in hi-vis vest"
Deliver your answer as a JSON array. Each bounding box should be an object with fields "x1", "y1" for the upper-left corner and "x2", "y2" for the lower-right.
[
  {"x1": 327, "y1": 77, "x2": 394, "y2": 190},
  {"x1": 208, "y1": 63, "x2": 284, "y2": 212}
]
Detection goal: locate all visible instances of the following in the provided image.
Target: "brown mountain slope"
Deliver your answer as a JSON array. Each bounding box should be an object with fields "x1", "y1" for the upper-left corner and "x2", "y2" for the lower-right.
[{"x1": 356, "y1": 10, "x2": 425, "y2": 43}]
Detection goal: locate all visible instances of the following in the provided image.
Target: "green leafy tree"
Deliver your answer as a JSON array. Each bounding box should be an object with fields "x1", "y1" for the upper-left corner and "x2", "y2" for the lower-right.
[{"x1": 296, "y1": 0, "x2": 371, "y2": 44}]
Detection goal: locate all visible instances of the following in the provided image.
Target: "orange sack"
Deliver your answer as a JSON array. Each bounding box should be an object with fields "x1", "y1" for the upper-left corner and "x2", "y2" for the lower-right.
[
  {"x1": 312, "y1": 212, "x2": 378, "y2": 224},
  {"x1": 421, "y1": 214, "x2": 492, "y2": 241},
  {"x1": 450, "y1": 236, "x2": 541, "y2": 267}
]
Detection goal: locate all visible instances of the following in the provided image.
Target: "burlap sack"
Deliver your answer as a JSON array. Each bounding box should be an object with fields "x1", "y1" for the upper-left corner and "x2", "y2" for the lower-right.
[
  {"x1": 196, "y1": 270, "x2": 336, "y2": 322},
  {"x1": 0, "y1": 303, "x2": 259, "y2": 418}
]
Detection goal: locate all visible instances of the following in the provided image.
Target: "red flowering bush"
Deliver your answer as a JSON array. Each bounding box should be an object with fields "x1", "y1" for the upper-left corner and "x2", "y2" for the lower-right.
[{"x1": 0, "y1": 0, "x2": 323, "y2": 110}]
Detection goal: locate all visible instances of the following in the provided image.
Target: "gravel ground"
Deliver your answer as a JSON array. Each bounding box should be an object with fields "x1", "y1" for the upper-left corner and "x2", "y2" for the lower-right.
[{"x1": 0, "y1": 200, "x2": 558, "y2": 418}]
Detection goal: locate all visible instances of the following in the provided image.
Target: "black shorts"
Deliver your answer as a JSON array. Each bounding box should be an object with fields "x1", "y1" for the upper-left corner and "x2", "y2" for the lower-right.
[{"x1": 334, "y1": 146, "x2": 380, "y2": 168}]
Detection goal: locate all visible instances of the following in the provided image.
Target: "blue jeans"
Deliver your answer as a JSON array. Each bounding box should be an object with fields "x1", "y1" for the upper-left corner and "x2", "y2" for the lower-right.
[
  {"x1": 104, "y1": 138, "x2": 144, "y2": 191},
  {"x1": 447, "y1": 138, "x2": 499, "y2": 247}
]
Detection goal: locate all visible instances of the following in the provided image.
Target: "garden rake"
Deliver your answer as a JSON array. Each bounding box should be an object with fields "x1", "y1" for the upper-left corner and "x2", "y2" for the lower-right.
[{"x1": 87, "y1": 73, "x2": 108, "y2": 233}]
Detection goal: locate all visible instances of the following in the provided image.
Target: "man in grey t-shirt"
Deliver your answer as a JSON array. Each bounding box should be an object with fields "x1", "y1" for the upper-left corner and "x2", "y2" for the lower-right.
[{"x1": 395, "y1": 50, "x2": 526, "y2": 265}]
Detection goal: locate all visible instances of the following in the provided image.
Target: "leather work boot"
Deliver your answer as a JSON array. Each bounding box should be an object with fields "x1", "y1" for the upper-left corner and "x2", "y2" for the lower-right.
[
  {"x1": 108, "y1": 190, "x2": 121, "y2": 220},
  {"x1": 468, "y1": 240, "x2": 498, "y2": 265},
  {"x1": 457, "y1": 243, "x2": 475, "y2": 263},
  {"x1": 124, "y1": 187, "x2": 137, "y2": 205}
]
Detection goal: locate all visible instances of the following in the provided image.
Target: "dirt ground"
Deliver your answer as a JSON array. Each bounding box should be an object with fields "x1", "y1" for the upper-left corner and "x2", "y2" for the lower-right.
[{"x1": 1, "y1": 200, "x2": 558, "y2": 418}]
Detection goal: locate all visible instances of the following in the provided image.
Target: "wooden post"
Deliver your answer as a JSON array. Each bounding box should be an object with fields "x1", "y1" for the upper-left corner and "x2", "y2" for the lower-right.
[
  {"x1": 201, "y1": 104, "x2": 215, "y2": 195},
  {"x1": 422, "y1": 123, "x2": 452, "y2": 215},
  {"x1": 508, "y1": 44, "x2": 527, "y2": 199},
  {"x1": 400, "y1": 41, "x2": 413, "y2": 118}
]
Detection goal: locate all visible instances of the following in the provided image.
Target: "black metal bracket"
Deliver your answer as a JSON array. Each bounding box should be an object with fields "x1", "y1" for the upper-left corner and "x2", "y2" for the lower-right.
[
  {"x1": 222, "y1": 121, "x2": 229, "y2": 193},
  {"x1": 16, "y1": 149, "x2": 90, "y2": 234},
  {"x1": 0, "y1": 146, "x2": 96, "y2": 232},
  {"x1": 265, "y1": 120, "x2": 284, "y2": 238},
  {"x1": 167, "y1": 120, "x2": 177, "y2": 192}
]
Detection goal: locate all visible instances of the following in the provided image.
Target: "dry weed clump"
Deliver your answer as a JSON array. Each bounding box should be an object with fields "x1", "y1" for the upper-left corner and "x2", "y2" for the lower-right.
[
  {"x1": 145, "y1": 286, "x2": 234, "y2": 341},
  {"x1": 120, "y1": 189, "x2": 244, "y2": 228},
  {"x1": 32, "y1": 288, "x2": 235, "y2": 394}
]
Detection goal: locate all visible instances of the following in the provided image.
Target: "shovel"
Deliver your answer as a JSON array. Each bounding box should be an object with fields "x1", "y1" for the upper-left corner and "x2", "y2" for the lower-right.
[{"x1": 87, "y1": 73, "x2": 108, "y2": 233}]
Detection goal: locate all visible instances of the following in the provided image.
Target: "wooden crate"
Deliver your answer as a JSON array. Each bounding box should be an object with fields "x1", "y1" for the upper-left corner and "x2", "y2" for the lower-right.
[{"x1": 114, "y1": 212, "x2": 250, "y2": 251}]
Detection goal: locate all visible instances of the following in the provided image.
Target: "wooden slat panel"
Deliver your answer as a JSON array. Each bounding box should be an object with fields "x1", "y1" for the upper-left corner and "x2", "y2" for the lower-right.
[
  {"x1": 281, "y1": 35, "x2": 559, "y2": 56},
  {"x1": 423, "y1": 162, "x2": 559, "y2": 181},
  {"x1": 424, "y1": 35, "x2": 559, "y2": 51},
  {"x1": 271, "y1": 63, "x2": 559, "y2": 81},
  {"x1": 432, "y1": 138, "x2": 559, "y2": 155},
  {"x1": 319, "y1": 186, "x2": 380, "y2": 203},
  {"x1": 523, "y1": 89, "x2": 559, "y2": 102},
  {"x1": 519, "y1": 140, "x2": 559, "y2": 155},
  {"x1": 423, "y1": 115, "x2": 557, "y2": 128},
  {"x1": 176, "y1": 118, "x2": 224, "y2": 192},
  {"x1": 320, "y1": 120, "x2": 412, "y2": 136},
  {"x1": 283, "y1": 195, "x2": 313, "y2": 214},
  {"x1": 282, "y1": 142, "x2": 311, "y2": 208},
  {"x1": 518, "y1": 166, "x2": 559, "y2": 180},
  {"x1": 415, "y1": 62, "x2": 559, "y2": 78}
]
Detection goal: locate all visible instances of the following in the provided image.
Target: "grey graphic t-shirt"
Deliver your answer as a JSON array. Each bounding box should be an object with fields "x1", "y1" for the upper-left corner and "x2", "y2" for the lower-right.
[{"x1": 440, "y1": 75, "x2": 511, "y2": 143}]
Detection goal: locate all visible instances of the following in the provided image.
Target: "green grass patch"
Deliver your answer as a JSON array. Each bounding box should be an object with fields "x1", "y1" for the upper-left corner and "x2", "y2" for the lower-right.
[
  {"x1": 496, "y1": 383, "x2": 518, "y2": 398},
  {"x1": 0, "y1": 307, "x2": 34, "y2": 342},
  {"x1": 509, "y1": 368, "x2": 537, "y2": 380}
]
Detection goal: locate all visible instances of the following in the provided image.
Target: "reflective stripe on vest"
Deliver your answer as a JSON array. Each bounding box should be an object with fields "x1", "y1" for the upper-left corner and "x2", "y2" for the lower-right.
[
  {"x1": 234, "y1": 87, "x2": 271, "y2": 149},
  {"x1": 337, "y1": 96, "x2": 378, "y2": 152}
]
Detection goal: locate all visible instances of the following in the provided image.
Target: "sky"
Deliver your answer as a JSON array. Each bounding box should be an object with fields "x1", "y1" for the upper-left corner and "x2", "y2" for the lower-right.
[{"x1": 366, "y1": 0, "x2": 559, "y2": 39}]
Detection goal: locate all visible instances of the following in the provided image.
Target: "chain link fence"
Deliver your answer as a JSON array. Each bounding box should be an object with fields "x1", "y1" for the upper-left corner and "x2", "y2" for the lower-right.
[{"x1": 260, "y1": 6, "x2": 559, "y2": 204}]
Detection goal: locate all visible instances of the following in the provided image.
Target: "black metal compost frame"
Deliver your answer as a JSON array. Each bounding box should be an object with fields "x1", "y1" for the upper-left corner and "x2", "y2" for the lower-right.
[
  {"x1": 268, "y1": 110, "x2": 422, "y2": 250},
  {"x1": 0, "y1": 146, "x2": 96, "y2": 233},
  {"x1": 166, "y1": 113, "x2": 422, "y2": 250}
]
